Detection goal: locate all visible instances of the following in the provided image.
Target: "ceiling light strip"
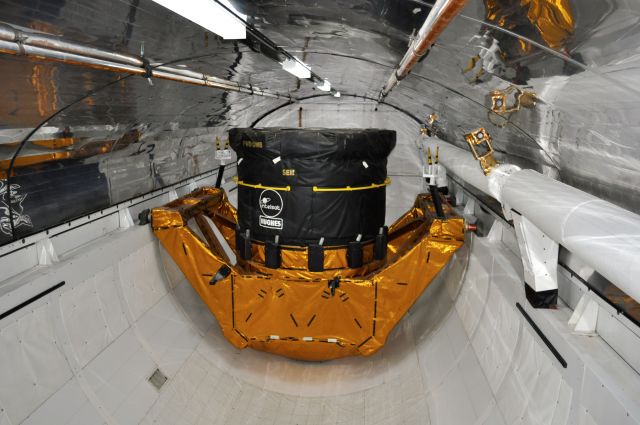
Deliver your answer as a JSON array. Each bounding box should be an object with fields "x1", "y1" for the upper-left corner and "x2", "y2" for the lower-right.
[
  {"x1": 210, "y1": 0, "x2": 341, "y2": 96},
  {"x1": 151, "y1": 0, "x2": 247, "y2": 40}
]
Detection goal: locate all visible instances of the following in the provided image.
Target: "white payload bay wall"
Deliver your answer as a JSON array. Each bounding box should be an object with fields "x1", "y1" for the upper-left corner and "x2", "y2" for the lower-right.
[{"x1": 0, "y1": 188, "x2": 639, "y2": 424}]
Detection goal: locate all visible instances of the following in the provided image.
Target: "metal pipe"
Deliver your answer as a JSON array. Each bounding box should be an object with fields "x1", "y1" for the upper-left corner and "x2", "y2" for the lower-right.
[
  {"x1": 379, "y1": 0, "x2": 467, "y2": 100},
  {"x1": 0, "y1": 23, "x2": 143, "y2": 67},
  {"x1": 0, "y1": 23, "x2": 288, "y2": 99},
  {"x1": 152, "y1": 65, "x2": 263, "y2": 94},
  {"x1": 0, "y1": 23, "x2": 17, "y2": 41},
  {"x1": 0, "y1": 40, "x2": 144, "y2": 74}
]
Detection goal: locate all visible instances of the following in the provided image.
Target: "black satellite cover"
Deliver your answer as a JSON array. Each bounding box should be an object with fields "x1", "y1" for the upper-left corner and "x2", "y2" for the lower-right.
[
  {"x1": 230, "y1": 128, "x2": 396, "y2": 246},
  {"x1": 230, "y1": 128, "x2": 395, "y2": 187}
]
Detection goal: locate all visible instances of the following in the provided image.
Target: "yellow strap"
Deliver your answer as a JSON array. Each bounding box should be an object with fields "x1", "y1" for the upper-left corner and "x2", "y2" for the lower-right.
[
  {"x1": 313, "y1": 177, "x2": 391, "y2": 192},
  {"x1": 234, "y1": 176, "x2": 391, "y2": 193},
  {"x1": 233, "y1": 176, "x2": 291, "y2": 192}
]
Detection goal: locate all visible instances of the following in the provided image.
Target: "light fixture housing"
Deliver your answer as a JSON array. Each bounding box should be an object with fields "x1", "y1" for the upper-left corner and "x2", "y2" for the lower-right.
[
  {"x1": 151, "y1": 0, "x2": 246, "y2": 40},
  {"x1": 281, "y1": 58, "x2": 311, "y2": 79}
]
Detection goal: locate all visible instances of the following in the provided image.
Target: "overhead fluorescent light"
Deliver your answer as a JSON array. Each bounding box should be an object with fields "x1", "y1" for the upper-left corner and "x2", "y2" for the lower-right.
[
  {"x1": 281, "y1": 58, "x2": 311, "y2": 79},
  {"x1": 316, "y1": 79, "x2": 331, "y2": 92},
  {"x1": 151, "y1": 0, "x2": 246, "y2": 40}
]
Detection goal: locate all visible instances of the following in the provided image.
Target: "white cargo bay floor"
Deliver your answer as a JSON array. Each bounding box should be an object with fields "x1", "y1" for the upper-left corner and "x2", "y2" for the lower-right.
[{"x1": 0, "y1": 219, "x2": 639, "y2": 425}]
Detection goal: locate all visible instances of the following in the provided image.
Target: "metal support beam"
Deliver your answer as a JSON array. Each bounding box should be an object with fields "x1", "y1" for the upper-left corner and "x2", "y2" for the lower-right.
[{"x1": 511, "y1": 211, "x2": 559, "y2": 293}]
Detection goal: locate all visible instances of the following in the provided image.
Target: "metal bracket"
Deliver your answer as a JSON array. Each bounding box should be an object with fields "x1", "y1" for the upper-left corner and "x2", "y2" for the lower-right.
[
  {"x1": 464, "y1": 127, "x2": 498, "y2": 175},
  {"x1": 490, "y1": 86, "x2": 537, "y2": 115},
  {"x1": 512, "y1": 211, "x2": 559, "y2": 294},
  {"x1": 423, "y1": 164, "x2": 437, "y2": 186},
  {"x1": 568, "y1": 291, "x2": 599, "y2": 335},
  {"x1": 328, "y1": 277, "x2": 340, "y2": 297},
  {"x1": 454, "y1": 185, "x2": 465, "y2": 207},
  {"x1": 119, "y1": 208, "x2": 134, "y2": 229},
  {"x1": 35, "y1": 237, "x2": 58, "y2": 265},
  {"x1": 463, "y1": 198, "x2": 476, "y2": 216}
]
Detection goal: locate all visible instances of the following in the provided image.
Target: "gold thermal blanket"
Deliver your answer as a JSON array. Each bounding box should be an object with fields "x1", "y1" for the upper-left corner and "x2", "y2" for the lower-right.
[{"x1": 151, "y1": 187, "x2": 465, "y2": 361}]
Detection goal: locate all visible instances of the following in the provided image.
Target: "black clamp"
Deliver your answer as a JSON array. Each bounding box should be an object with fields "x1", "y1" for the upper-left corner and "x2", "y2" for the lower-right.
[
  {"x1": 265, "y1": 235, "x2": 281, "y2": 269},
  {"x1": 138, "y1": 208, "x2": 151, "y2": 225},
  {"x1": 374, "y1": 226, "x2": 388, "y2": 261},
  {"x1": 61, "y1": 126, "x2": 73, "y2": 138},
  {"x1": 328, "y1": 277, "x2": 340, "y2": 297},
  {"x1": 308, "y1": 237, "x2": 325, "y2": 272},
  {"x1": 428, "y1": 184, "x2": 446, "y2": 219},
  {"x1": 236, "y1": 228, "x2": 252, "y2": 260},
  {"x1": 15, "y1": 32, "x2": 26, "y2": 56},
  {"x1": 347, "y1": 234, "x2": 363, "y2": 269},
  {"x1": 141, "y1": 58, "x2": 153, "y2": 79},
  {"x1": 209, "y1": 265, "x2": 231, "y2": 285}
]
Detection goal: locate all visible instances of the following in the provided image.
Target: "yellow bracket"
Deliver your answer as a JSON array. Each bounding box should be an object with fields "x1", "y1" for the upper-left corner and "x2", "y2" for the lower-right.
[
  {"x1": 464, "y1": 127, "x2": 498, "y2": 176},
  {"x1": 233, "y1": 176, "x2": 291, "y2": 192},
  {"x1": 490, "y1": 91, "x2": 509, "y2": 114},
  {"x1": 313, "y1": 177, "x2": 391, "y2": 192},
  {"x1": 490, "y1": 86, "x2": 537, "y2": 115}
]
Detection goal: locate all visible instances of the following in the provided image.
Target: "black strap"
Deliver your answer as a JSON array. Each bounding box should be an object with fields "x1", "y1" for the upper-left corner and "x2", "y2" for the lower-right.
[
  {"x1": 428, "y1": 184, "x2": 446, "y2": 219},
  {"x1": 215, "y1": 164, "x2": 226, "y2": 188},
  {"x1": 141, "y1": 58, "x2": 153, "y2": 78},
  {"x1": 15, "y1": 33, "x2": 26, "y2": 56}
]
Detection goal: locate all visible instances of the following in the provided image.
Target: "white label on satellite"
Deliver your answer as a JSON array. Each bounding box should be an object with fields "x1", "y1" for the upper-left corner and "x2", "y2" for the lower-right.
[
  {"x1": 259, "y1": 215, "x2": 283, "y2": 230},
  {"x1": 215, "y1": 149, "x2": 232, "y2": 160}
]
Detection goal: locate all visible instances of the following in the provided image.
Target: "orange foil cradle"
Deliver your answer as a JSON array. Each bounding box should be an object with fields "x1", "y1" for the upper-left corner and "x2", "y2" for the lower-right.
[{"x1": 151, "y1": 187, "x2": 465, "y2": 361}]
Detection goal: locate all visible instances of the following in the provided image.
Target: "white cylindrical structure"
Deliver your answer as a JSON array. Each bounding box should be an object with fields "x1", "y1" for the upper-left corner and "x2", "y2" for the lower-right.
[
  {"x1": 423, "y1": 140, "x2": 521, "y2": 203},
  {"x1": 502, "y1": 169, "x2": 640, "y2": 303},
  {"x1": 426, "y1": 139, "x2": 640, "y2": 303}
]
